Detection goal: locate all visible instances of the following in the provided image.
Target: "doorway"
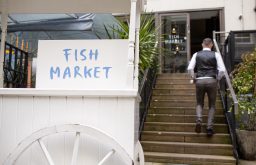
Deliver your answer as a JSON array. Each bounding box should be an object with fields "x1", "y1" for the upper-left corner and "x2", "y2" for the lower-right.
[
  {"x1": 190, "y1": 10, "x2": 220, "y2": 55},
  {"x1": 159, "y1": 10, "x2": 221, "y2": 73}
]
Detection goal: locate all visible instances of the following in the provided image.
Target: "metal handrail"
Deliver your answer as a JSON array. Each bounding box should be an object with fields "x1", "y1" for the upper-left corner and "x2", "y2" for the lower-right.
[
  {"x1": 213, "y1": 31, "x2": 239, "y2": 163},
  {"x1": 138, "y1": 68, "x2": 149, "y2": 94},
  {"x1": 213, "y1": 31, "x2": 239, "y2": 114},
  {"x1": 138, "y1": 67, "x2": 157, "y2": 138}
]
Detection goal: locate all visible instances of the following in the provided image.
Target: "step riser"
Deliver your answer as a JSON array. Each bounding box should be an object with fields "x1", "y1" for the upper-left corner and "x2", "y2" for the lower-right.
[
  {"x1": 149, "y1": 109, "x2": 224, "y2": 115},
  {"x1": 145, "y1": 157, "x2": 235, "y2": 165},
  {"x1": 146, "y1": 116, "x2": 226, "y2": 124},
  {"x1": 153, "y1": 89, "x2": 196, "y2": 95},
  {"x1": 144, "y1": 124, "x2": 229, "y2": 133},
  {"x1": 150, "y1": 101, "x2": 222, "y2": 108},
  {"x1": 152, "y1": 95, "x2": 221, "y2": 101},
  {"x1": 142, "y1": 144, "x2": 233, "y2": 156},
  {"x1": 156, "y1": 79, "x2": 192, "y2": 84},
  {"x1": 155, "y1": 84, "x2": 194, "y2": 88},
  {"x1": 141, "y1": 134, "x2": 231, "y2": 144},
  {"x1": 157, "y1": 74, "x2": 189, "y2": 77}
]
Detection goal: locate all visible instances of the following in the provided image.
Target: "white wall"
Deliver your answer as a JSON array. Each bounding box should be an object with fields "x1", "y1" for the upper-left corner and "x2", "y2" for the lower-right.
[
  {"x1": 0, "y1": 89, "x2": 139, "y2": 165},
  {"x1": 240, "y1": 0, "x2": 256, "y2": 30},
  {"x1": 224, "y1": 0, "x2": 256, "y2": 32},
  {"x1": 145, "y1": 0, "x2": 224, "y2": 12},
  {"x1": 146, "y1": 0, "x2": 256, "y2": 32}
]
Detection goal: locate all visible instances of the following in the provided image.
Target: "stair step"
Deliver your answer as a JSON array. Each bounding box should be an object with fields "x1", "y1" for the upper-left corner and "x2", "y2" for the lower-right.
[
  {"x1": 143, "y1": 122, "x2": 229, "y2": 133},
  {"x1": 152, "y1": 93, "x2": 220, "y2": 96},
  {"x1": 146, "y1": 114, "x2": 226, "y2": 124},
  {"x1": 155, "y1": 80, "x2": 193, "y2": 85},
  {"x1": 157, "y1": 74, "x2": 191, "y2": 80},
  {"x1": 144, "y1": 152, "x2": 236, "y2": 165},
  {"x1": 157, "y1": 76, "x2": 190, "y2": 80},
  {"x1": 156, "y1": 79, "x2": 193, "y2": 84},
  {"x1": 155, "y1": 84, "x2": 195, "y2": 88},
  {"x1": 149, "y1": 107, "x2": 224, "y2": 115},
  {"x1": 141, "y1": 141, "x2": 233, "y2": 156},
  {"x1": 150, "y1": 100, "x2": 222, "y2": 108},
  {"x1": 157, "y1": 73, "x2": 189, "y2": 78},
  {"x1": 152, "y1": 95, "x2": 221, "y2": 101},
  {"x1": 153, "y1": 88, "x2": 196, "y2": 95},
  {"x1": 141, "y1": 131, "x2": 231, "y2": 144}
]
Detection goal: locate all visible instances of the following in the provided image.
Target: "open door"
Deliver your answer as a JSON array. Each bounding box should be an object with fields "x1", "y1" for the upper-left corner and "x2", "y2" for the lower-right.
[{"x1": 160, "y1": 13, "x2": 190, "y2": 73}]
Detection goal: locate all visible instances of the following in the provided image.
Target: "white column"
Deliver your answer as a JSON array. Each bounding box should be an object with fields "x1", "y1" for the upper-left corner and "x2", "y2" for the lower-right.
[
  {"x1": 0, "y1": 0, "x2": 8, "y2": 88},
  {"x1": 127, "y1": 0, "x2": 137, "y2": 89},
  {"x1": 134, "y1": 0, "x2": 141, "y2": 90}
]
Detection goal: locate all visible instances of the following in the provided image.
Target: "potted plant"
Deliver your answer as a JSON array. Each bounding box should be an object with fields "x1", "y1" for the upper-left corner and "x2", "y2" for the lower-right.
[{"x1": 231, "y1": 48, "x2": 256, "y2": 160}]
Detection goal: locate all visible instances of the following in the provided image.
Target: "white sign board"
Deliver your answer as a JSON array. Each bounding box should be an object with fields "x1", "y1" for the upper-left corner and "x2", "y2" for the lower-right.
[{"x1": 36, "y1": 40, "x2": 129, "y2": 89}]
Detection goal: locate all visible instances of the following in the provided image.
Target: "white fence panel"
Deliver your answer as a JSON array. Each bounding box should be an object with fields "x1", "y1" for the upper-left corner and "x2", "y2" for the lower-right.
[
  {"x1": 0, "y1": 90, "x2": 138, "y2": 165},
  {"x1": 16, "y1": 97, "x2": 34, "y2": 165}
]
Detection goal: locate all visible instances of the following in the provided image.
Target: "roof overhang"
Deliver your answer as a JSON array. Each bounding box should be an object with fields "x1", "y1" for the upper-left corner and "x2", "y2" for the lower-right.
[{"x1": 0, "y1": 0, "x2": 145, "y2": 14}]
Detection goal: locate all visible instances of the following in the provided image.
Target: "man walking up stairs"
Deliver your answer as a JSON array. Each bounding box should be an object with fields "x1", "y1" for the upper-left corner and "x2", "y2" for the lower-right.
[{"x1": 141, "y1": 73, "x2": 236, "y2": 165}]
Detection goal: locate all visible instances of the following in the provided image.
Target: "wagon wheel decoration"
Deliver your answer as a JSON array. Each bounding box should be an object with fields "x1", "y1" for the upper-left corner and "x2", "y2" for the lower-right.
[{"x1": 4, "y1": 124, "x2": 144, "y2": 165}]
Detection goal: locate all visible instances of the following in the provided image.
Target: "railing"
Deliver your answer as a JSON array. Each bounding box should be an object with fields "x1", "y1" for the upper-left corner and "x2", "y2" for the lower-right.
[
  {"x1": 213, "y1": 31, "x2": 239, "y2": 162},
  {"x1": 138, "y1": 67, "x2": 157, "y2": 138},
  {"x1": 1, "y1": 41, "x2": 29, "y2": 88}
]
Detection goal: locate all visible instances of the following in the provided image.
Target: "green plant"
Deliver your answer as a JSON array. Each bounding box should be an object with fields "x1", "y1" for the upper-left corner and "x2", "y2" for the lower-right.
[
  {"x1": 231, "y1": 48, "x2": 256, "y2": 131},
  {"x1": 99, "y1": 14, "x2": 159, "y2": 72}
]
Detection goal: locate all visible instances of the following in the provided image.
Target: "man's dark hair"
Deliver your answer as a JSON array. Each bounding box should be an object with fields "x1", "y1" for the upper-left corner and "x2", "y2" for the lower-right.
[{"x1": 202, "y1": 38, "x2": 213, "y2": 46}]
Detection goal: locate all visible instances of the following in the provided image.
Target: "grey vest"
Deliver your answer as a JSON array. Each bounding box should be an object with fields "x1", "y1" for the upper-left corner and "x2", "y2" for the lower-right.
[{"x1": 195, "y1": 50, "x2": 217, "y2": 78}]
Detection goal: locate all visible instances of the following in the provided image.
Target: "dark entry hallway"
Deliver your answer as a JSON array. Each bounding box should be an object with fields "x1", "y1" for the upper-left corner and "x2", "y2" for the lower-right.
[{"x1": 190, "y1": 10, "x2": 220, "y2": 55}]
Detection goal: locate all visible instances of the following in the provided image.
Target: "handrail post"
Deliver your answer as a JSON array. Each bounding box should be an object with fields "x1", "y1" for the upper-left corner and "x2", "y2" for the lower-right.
[
  {"x1": 127, "y1": 0, "x2": 138, "y2": 89},
  {"x1": 0, "y1": 2, "x2": 8, "y2": 88}
]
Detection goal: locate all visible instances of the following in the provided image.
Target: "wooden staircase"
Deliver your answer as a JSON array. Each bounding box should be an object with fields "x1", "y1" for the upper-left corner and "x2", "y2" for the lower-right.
[{"x1": 141, "y1": 73, "x2": 236, "y2": 165}]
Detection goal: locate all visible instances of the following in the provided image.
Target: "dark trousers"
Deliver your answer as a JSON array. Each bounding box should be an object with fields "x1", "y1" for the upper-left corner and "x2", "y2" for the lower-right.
[{"x1": 195, "y1": 78, "x2": 217, "y2": 129}]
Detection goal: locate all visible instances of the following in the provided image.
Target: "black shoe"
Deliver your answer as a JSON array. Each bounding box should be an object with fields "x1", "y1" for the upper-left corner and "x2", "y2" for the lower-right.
[
  {"x1": 195, "y1": 123, "x2": 201, "y2": 133},
  {"x1": 206, "y1": 129, "x2": 214, "y2": 137}
]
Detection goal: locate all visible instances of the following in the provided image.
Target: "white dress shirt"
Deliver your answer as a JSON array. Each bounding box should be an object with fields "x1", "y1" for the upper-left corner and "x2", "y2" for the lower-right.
[{"x1": 187, "y1": 48, "x2": 226, "y2": 79}]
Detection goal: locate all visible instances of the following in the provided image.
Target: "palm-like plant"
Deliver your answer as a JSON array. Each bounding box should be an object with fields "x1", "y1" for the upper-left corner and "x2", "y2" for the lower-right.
[{"x1": 100, "y1": 14, "x2": 158, "y2": 72}]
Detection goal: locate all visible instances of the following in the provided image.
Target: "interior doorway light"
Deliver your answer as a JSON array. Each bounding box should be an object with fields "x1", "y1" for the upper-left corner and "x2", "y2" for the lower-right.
[{"x1": 171, "y1": 27, "x2": 176, "y2": 34}]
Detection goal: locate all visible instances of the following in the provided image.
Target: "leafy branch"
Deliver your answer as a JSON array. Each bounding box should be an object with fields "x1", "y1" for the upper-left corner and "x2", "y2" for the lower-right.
[{"x1": 231, "y1": 48, "x2": 256, "y2": 131}]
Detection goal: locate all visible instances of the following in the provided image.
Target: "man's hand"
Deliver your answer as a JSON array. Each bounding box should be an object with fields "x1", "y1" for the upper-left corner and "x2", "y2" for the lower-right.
[
  {"x1": 188, "y1": 69, "x2": 195, "y2": 79},
  {"x1": 217, "y1": 71, "x2": 225, "y2": 81}
]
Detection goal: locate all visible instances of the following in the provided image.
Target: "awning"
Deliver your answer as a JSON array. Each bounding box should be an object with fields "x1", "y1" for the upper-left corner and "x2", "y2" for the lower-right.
[
  {"x1": 0, "y1": 0, "x2": 138, "y2": 14},
  {"x1": 7, "y1": 18, "x2": 93, "y2": 32}
]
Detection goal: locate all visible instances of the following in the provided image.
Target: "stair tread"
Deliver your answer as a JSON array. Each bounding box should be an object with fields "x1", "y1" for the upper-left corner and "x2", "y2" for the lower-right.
[
  {"x1": 157, "y1": 73, "x2": 188, "y2": 75},
  {"x1": 154, "y1": 88, "x2": 195, "y2": 90},
  {"x1": 142, "y1": 131, "x2": 230, "y2": 136},
  {"x1": 150, "y1": 107, "x2": 223, "y2": 110},
  {"x1": 141, "y1": 141, "x2": 233, "y2": 148},
  {"x1": 153, "y1": 93, "x2": 195, "y2": 94},
  {"x1": 156, "y1": 82, "x2": 194, "y2": 84},
  {"x1": 145, "y1": 122, "x2": 227, "y2": 126},
  {"x1": 147, "y1": 114, "x2": 224, "y2": 116},
  {"x1": 157, "y1": 77, "x2": 191, "y2": 79},
  {"x1": 147, "y1": 114, "x2": 225, "y2": 117},
  {"x1": 151, "y1": 99, "x2": 222, "y2": 102},
  {"x1": 152, "y1": 94, "x2": 221, "y2": 96},
  {"x1": 144, "y1": 152, "x2": 236, "y2": 161}
]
